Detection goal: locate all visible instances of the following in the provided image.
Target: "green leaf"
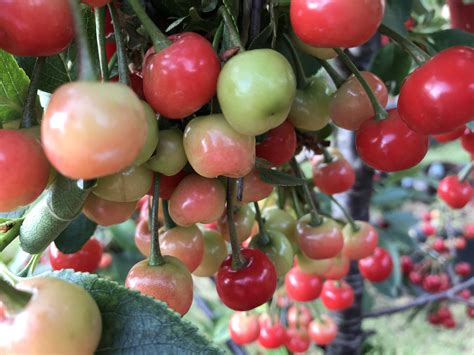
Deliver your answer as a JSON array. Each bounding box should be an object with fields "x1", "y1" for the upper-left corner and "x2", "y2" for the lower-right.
[
  {"x1": 382, "y1": 0, "x2": 413, "y2": 36},
  {"x1": 48, "y1": 270, "x2": 222, "y2": 354},
  {"x1": 108, "y1": 219, "x2": 139, "y2": 252},
  {"x1": 257, "y1": 168, "x2": 305, "y2": 186},
  {"x1": 0, "y1": 50, "x2": 30, "y2": 124},
  {"x1": 54, "y1": 214, "x2": 97, "y2": 254},
  {"x1": 371, "y1": 43, "x2": 412, "y2": 95},
  {"x1": 372, "y1": 186, "x2": 411, "y2": 207},
  {"x1": 428, "y1": 29, "x2": 474, "y2": 51}
]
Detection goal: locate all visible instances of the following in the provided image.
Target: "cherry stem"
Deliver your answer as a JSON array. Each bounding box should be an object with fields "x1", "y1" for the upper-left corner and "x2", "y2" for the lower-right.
[
  {"x1": 334, "y1": 48, "x2": 388, "y2": 121},
  {"x1": 317, "y1": 143, "x2": 333, "y2": 163},
  {"x1": 276, "y1": 186, "x2": 286, "y2": 210},
  {"x1": 212, "y1": 21, "x2": 224, "y2": 51},
  {"x1": 0, "y1": 263, "x2": 19, "y2": 285},
  {"x1": 108, "y1": 51, "x2": 117, "y2": 73},
  {"x1": 94, "y1": 7, "x2": 108, "y2": 81},
  {"x1": 19, "y1": 57, "x2": 45, "y2": 129},
  {"x1": 108, "y1": 3, "x2": 129, "y2": 86},
  {"x1": 290, "y1": 158, "x2": 323, "y2": 226},
  {"x1": 378, "y1": 24, "x2": 430, "y2": 66},
  {"x1": 161, "y1": 199, "x2": 177, "y2": 230},
  {"x1": 17, "y1": 254, "x2": 40, "y2": 278},
  {"x1": 0, "y1": 218, "x2": 24, "y2": 252},
  {"x1": 0, "y1": 278, "x2": 32, "y2": 316},
  {"x1": 218, "y1": 6, "x2": 245, "y2": 52},
  {"x1": 236, "y1": 177, "x2": 244, "y2": 202},
  {"x1": 283, "y1": 33, "x2": 308, "y2": 89},
  {"x1": 316, "y1": 58, "x2": 345, "y2": 88},
  {"x1": 328, "y1": 195, "x2": 359, "y2": 232},
  {"x1": 226, "y1": 178, "x2": 246, "y2": 270},
  {"x1": 458, "y1": 162, "x2": 473, "y2": 183},
  {"x1": 68, "y1": 0, "x2": 97, "y2": 81},
  {"x1": 253, "y1": 202, "x2": 271, "y2": 246},
  {"x1": 290, "y1": 187, "x2": 304, "y2": 219},
  {"x1": 127, "y1": 0, "x2": 171, "y2": 52},
  {"x1": 149, "y1": 174, "x2": 165, "y2": 267}
]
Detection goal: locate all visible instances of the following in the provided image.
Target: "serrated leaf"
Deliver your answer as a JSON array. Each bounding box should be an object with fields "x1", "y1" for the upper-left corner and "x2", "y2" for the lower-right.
[
  {"x1": 0, "y1": 50, "x2": 29, "y2": 124},
  {"x1": 257, "y1": 168, "x2": 305, "y2": 186},
  {"x1": 428, "y1": 29, "x2": 474, "y2": 51},
  {"x1": 54, "y1": 213, "x2": 97, "y2": 254},
  {"x1": 48, "y1": 270, "x2": 223, "y2": 354},
  {"x1": 108, "y1": 219, "x2": 140, "y2": 253}
]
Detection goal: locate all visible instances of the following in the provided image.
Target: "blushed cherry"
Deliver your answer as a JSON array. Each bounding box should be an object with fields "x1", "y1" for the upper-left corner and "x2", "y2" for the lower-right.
[
  {"x1": 308, "y1": 315, "x2": 338, "y2": 345},
  {"x1": 192, "y1": 229, "x2": 228, "y2": 277},
  {"x1": 256, "y1": 121, "x2": 297, "y2": 166},
  {"x1": 228, "y1": 312, "x2": 260, "y2": 345},
  {"x1": 320, "y1": 280, "x2": 354, "y2": 311},
  {"x1": 312, "y1": 157, "x2": 355, "y2": 195},
  {"x1": 218, "y1": 205, "x2": 256, "y2": 243},
  {"x1": 239, "y1": 169, "x2": 274, "y2": 203},
  {"x1": 342, "y1": 221, "x2": 378, "y2": 260},
  {"x1": 358, "y1": 247, "x2": 393, "y2": 283},
  {"x1": 49, "y1": 238, "x2": 103, "y2": 273},
  {"x1": 83, "y1": 193, "x2": 137, "y2": 226},
  {"x1": 285, "y1": 266, "x2": 323, "y2": 302}
]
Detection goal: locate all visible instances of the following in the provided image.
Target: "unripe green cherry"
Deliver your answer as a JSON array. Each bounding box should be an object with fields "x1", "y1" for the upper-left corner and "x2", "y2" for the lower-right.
[
  {"x1": 218, "y1": 204, "x2": 256, "y2": 243},
  {"x1": 296, "y1": 251, "x2": 332, "y2": 276},
  {"x1": 250, "y1": 230, "x2": 294, "y2": 277},
  {"x1": 193, "y1": 229, "x2": 228, "y2": 277},
  {"x1": 134, "y1": 102, "x2": 159, "y2": 166},
  {"x1": 147, "y1": 128, "x2": 187, "y2": 176},
  {"x1": 217, "y1": 49, "x2": 297, "y2": 136},
  {"x1": 262, "y1": 206, "x2": 298, "y2": 250},
  {"x1": 289, "y1": 73, "x2": 333, "y2": 131}
]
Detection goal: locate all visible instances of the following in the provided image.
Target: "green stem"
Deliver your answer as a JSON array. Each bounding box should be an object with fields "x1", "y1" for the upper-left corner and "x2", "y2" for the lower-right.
[
  {"x1": 328, "y1": 195, "x2": 359, "y2": 232},
  {"x1": 318, "y1": 143, "x2": 333, "y2": 163},
  {"x1": 218, "y1": 6, "x2": 244, "y2": 52},
  {"x1": 253, "y1": 202, "x2": 271, "y2": 246},
  {"x1": 0, "y1": 278, "x2": 32, "y2": 316},
  {"x1": 334, "y1": 48, "x2": 388, "y2": 121},
  {"x1": 20, "y1": 57, "x2": 45, "y2": 128},
  {"x1": 283, "y1": 33, "x2": 308, "y2": 89},
  {"x1": 95, "y1": 6, "x2": 109, "y2": 81},
  {"x1": 68, "y1": 0, "x2": 97, "y2": 81},
  {"x1": 212, "y1": 21, "x2": 224, "y2": 51},
  {"x1": 149, "y1": 174, "x2": 164, "y2": 267},
  {"x1": 290, "y1": 158, "x2": 322, "y2": 226},
  {"x1": 226, "y1": 178, "x2": 246, "y2": 270},
  {"x1": 127, "y1": 0, "x2": 171, "y2": 52},
  {"x1": 17, "y1": 254, "x2": 40, "y2": 278},
  {"x1": 108, "y1": 2, "x2": 129, "y2": 86},
  {"x1": 161, "y1": 199, "x2": 177, "y2": 230},
  {"x1": 108, "y1": 51, "x2": 117, "y2": 73},
  {"x1": 316, "y1": 58, "x2": 345, "y2": 88},
  {"x1": 276, "y1": 186, "x2": 286, "y2": 210},
  {"x1": 458, "y1": 162, "x2": 473, "y2": 183},
  {"x1": 0, "y1": 219, "x2": 24, "y2": 252},
  {"x1": 290, "y1": 187, "x2": 304, "y2": 219},
  {"x1": 0, "y1": 263, "x2": 19, "y2": 285},
  {"x1": 378, "y1": 24, "x2": 430, "y2": 66}
]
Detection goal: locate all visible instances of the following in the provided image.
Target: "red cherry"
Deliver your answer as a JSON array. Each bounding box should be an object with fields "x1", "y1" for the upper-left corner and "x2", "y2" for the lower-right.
[
  {"x1": 49, "y1": 238, "x2": 103, "y2": 273},
  {"x1": 398, "y1": 46, "x2": 474, "y2": 135},
  {"x1": 422, "y1": 274, "x2": 441, "y2": 293},
  {"x1": 467, "y1": 306, "x2": 474, "y2": 318},
  {"x1": 464, "y1": 223, "x2": 474, "y2": 239},
  {"x1": 427, "y1": 312, "x2": 442, "y2": 325},
  {"x1": 461, "y1": 128, "x2": 474, "y2": 154},
  {"x1": 408, "y1": 271, "x2": 423, "y2": 285},
  {"x1": 285, "y1": 328, "x2": 310, "y2": 353},
  {"x1": 437, "y1": 306, "x2": 452, "y2": 321},
  {"x1": 256, "y1": 121, "x2": 297, "y2": 166},
  {"x1": 287, "y1": 305, "x2": 313, "y2": 329},
  {"x1": 285, "y1": 266, "x2": 323, "y2": 302},
  {"x1": 312, "y1": 158, "x2": 355, "y2": 195},
  {"x1": 216, "y1": 248, "x2": 277, "y2": 311},
  {"x1": 458, "y1": 289, "x2": 471, "y2": 300},
  {"x1": 341, "y1": 221, "x2": 378, "y2": 260},
  {"x1": 432, "y1": 238, "x2": 446, "y2": 253},
  {"x1": 400, "y1": 256, "x2": 414, "y2": 275},
  {"x1": 355, "y1": 109, "x2": 429, "y2": 172},
  {"x1": 258, "y1": 319, "x2": 287, "y2": 349},
  {"x1": 454, "y1": 262, "x2": 472, "y2": 277},
  {"x1": 239, "y1": 168, "x2": 274, "y2": 203},
  {"x1": 437, "y1": 175, "x2": 473, "y2": 209},
  {"x1": 98, "y1": 253, "x2": 113, "y2": 269},
  {"x1": 308, "y1": 315, "x2": 338, "y2": 346},
  {"x1": 290, "y1": 0, "x2": 385, "y2": 48},
  {"x1": 322, "y1": 253, "x2": 351, "y2": 280},
  {"x1": 320, "y1": 280, "x2": 354, "y2": 311},
  {"x1": 228, "y1": 312, "x2": 260, "y2": 345},
  {"x1": 422, "y1": 212, "x2": 432, "y2": 222},
  {"x1": 358, "y1": 247, "x2": 393, "y2": 283},
  {"x1": 443, "y1": 317, "x2": 456, "y2": 329},
  {"x1": 455, "y1": 237, "x2": 467, "y2": 249},
  {"x1": 421, "y1": 222, "x2": 436, "y2": 236},
  {"x1": 143, "y1": 33, "x2": 220, "y2": 119},
  {"x1": 147, "y1": 170, "x2": 189, "y2": 200},
  {"x1": 433, "y1": 125, "x2": 466, "y2": 143}
]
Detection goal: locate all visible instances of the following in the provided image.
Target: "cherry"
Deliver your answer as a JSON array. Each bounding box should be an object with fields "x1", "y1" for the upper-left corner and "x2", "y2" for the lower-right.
[
  {"x1": 322, "y1": 253, "x2": 351, "y2": 280},
  {"x1": 290, "y1": 0, "x2": 385, "y2": 48},
  {"x1": 285, "y1": 266, "x2": 323, "y2": 302},
  {"x1": 183, "y1": 114, "x2": 255, "y2": 178},
  {"x1": 296, "y1": 251, "x2": 332, "y2": 276},
  {"x1": 433, "y1": 125, "x2": 466, "y2": 143},
  {"x1": 125, "y1": 256, "x2": 193, "y2": 315},
  {"x1": 285, "y1": 328, "x2": 310, "y2": 353},
  {"x1": 312, "y1": 157, "x2": 355, "y2": 195},
  {"x1": 216, "y1": 248, "x2": 277, "y2": 311},
  {"x1": 455, "y1": 237, "x2": 467, "y2": 249},
  {"x1": 427, "y1": 312, "x2": 442, "y2": 325},
  {"x1": 81, "y1": 0, "x2": 112, "y2": 6},
  {"x1": 83, "y1": 193, "x2": 137, "y2": 227},
  {"x1": 256, "y1": 121, "x2": 297, "y2": 166},
  {"x1": 168, "y1": 174, "x2": 226, "y2": 227},
  {"x1": 408, "y1": 270, "x2": 423, "y2": 285},
  {"x1": 458, "y1": 289, "x2": 471, "y2": 300},
  {"x1": 355, "y1": 109, "x2": 429, "y2": 172},
  {"x1": 262, "y1": 207, "x2": 298, "y2": 248},
  {"x1": 42, "y1": 82, "x2": 147, "y2": 179},
  {"x1": 398, "y1": 46, "x2": 474, "y2": 135},
  {"x1": 147, "y1": 128, "x2": 187, "y2": 177},
  {"x1": 461, "y1": 128, "x2": 474, "y2": 154},
  {"x1": 149, "y1": 170, "x2": 189, "y2": 200},
  {"x1": 421, "y1": 222, "x2": 436, "y2": 237},
  {"x1": 239, "y1": 168, "x2": 274, "y2": 203},
  {"x1": 358, "y1": 247, "x2": 393, "y2": 283},
  {"x1": 0, "y1": 130, "x2": 50, "y2": 212},
  {"x1": 342, "y1": 221, "x2": 378, "y2": 260},
  {"x1": 437, "y1": 306, "x2": 453, "y2": 321},
  {"x1": 422, "y1": 274, "x2": 442, "y2": 293},
  {"x1": 320, "y1": 280, "x2": 354, "y2": 311},
  {"x1": 308, "y1": 315, "x2": 338, "y2": 346},
  {"x1": 0, "y1": 0, "x2": 73, "y2": 56},
  {"x1": 432, "y1": 238, "x2": 446, "y2": 253},
  {"x1": 330, "y1": 71, "x2": 389, "y2": 131},
  {"x1": 454, "y1": 262, "x2": 472, "y2": 277},
  {"x1": 296, "y1": 215, "x2": 344, "y2": 260},
  {"x1": 464, "y1": 223, "x2": 474, "y2": 239},
  {"x1": 98, "y1": 253, "x2": 113, "y2": 269},
  {"x1": 229, "y1": 312, "x2": 260, "y2": 345},
  {"x1": 134, "y1": 219, "x2": 152, "y2": 257},
  {"x1": 143, "y1": 32, "x2": 220, "y2": 119},
  {"x1": 400, "y1": 256, "x2": 414, "y2": 275},
  {"x1": 467, "y1": 306, "x2": 474, "y2": 319},
  {"x1": 287, "y1": 305, "x2": 313, "y2": 329},
  {"x1": 218, "y1": 205, "x2": 256, "y2": 244},
  {"x1": 49, "y1": 238, "x2": 103, "y2": 273},
  {"x1": 437, "y1": 175, "x2": 473, "y2": 209},
  {"x1": 192, "y1": 229, "x2": 228, "y2": 277},
  {"x1": 258, "y1": 318, "x2": 287, "y2": 349},
  {"x1": 443, "y1": 318, "x2": 456, "y2": 329}
]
